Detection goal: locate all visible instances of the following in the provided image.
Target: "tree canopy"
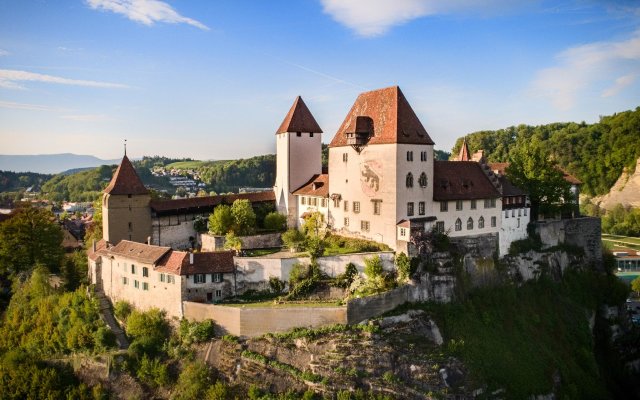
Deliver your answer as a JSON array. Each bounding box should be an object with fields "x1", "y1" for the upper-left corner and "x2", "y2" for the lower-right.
[{"x1": 0, "y1": 205, "x2": 64, "y2": 275}]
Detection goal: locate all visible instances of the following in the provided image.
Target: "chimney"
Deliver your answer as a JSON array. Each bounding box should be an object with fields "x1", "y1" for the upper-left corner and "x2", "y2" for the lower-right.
[
  {"x1": 147, "y1": 236, "x2": 151, "y2": 245},
  {"x1": 92, "y1": 239, "x2": 96, "y2": 253},
  {"x1": 189, "y1": 252, "x2": 194, "y2": 265}
]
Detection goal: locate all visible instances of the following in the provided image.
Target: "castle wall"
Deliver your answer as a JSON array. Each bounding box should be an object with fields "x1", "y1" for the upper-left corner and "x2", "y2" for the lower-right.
[
  {"x1": 534, "y1": 217, "x2": 602, "y2": 268},
  {"x1": 499, "y1": 206, "x2": 530, "y2": 256},
  {"x1": 432, "y1": 199, "x2": 501, "y2": 239},
  {"x1": 151, "y1": 213, "x2": 200, "y2": 249}
]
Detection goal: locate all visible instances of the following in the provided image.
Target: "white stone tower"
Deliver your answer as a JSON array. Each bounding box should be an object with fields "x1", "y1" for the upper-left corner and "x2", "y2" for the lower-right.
[{"x1": 273, "y1": 96, "x2": 323, "y2": 226}]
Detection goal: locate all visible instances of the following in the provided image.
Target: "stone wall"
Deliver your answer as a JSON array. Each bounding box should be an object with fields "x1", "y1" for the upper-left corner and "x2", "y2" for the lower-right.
[
  {"x1": 534, "y1": 217, "x2": 602, "y2": 269},
  {"x1": 152, "y1": 214, "x2": 198, "y2": 250},
  {"x1": 183, "y1": 302, "x2": 347, "y2": 337},
  {"x1": 201, "y1": 233, "x2": 282, "y2": 251},
  {"x1": 449, "y1": 233, "x2": 498, "y2": 258}
]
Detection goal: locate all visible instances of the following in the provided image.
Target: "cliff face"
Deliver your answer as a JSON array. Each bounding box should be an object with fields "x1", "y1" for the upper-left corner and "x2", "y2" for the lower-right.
[{"x1": 595, "y1": 157, "x2": 640, "y2": 210}]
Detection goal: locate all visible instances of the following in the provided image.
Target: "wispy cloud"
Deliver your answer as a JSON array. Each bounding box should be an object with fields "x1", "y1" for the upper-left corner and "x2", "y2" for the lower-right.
[
  {"x1": 0, "y1": 69, "x2": 129, "y2": 90},
  {"x1": 531, "y1": 30, "x2": 640, "y2": 110},
  {"x1": 0, "y1": 49, "x2": 8, "y2": 56},
  {"x1": 60, "y1": 114, "x2": 111, "y2": 122},
  {"x1": 86, "y1": 0, "x2": 209, "y2": 30},
  {"x1": 0, "y1": 100, "x2": 66, "y2": 112},
  {"x1": 320, "y1": 0, "x2": 516, "y2": 37}
]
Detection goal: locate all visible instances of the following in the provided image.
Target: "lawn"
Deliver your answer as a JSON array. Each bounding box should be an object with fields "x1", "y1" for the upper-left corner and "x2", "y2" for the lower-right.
[
  {"x1": 602, "y1": 234, "x2": 640, "y2": 251},
  {"x1": 242, "y1": 248, "x2": 282, "y2": 257},
  {"x1": 221, "y1": 300, "x2": 344, "y2": 308}
]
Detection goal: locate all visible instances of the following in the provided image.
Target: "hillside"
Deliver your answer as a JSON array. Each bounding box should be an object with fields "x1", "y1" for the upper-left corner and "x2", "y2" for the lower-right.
[
  {"x1": 594, "y1": 157, "x2": 640, "y2": 210},
  {"x1": 0, "y1": 153, "x2": 120, "y2": 174},
  {"x1": 451, "y1": 107, "x2": 640, "y2": 197}
]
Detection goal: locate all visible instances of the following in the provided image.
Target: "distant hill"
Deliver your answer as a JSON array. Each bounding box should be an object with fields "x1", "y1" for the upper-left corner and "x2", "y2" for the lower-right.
[{"x1": 0, "y1": 153, "x2": 120, "y2": 174}]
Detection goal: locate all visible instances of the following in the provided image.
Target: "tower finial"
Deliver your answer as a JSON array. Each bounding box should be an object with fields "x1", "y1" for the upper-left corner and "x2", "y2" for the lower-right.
[{"x1": 124, "y1": 139, "x2": 127, "y2": 156}]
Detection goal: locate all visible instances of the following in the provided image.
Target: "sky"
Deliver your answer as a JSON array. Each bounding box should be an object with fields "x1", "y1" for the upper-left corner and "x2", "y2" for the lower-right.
[{"x1": 0, "y1": 0, "x2": 638, "y2": 160}]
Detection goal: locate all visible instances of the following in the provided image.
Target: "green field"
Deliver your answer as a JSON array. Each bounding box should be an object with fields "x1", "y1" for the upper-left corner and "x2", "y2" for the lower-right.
[{"x1": 602, "y1": 234, "x2": 640, "y2": 251}]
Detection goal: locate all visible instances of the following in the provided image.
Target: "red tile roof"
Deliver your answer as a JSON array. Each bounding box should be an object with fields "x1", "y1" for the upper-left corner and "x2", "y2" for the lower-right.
[
  {"x1": 498, "y1": 176, "x2": 526, "y2": 197},
  {"x1": 109, "y1": 240, "x2": 171, "y2": 264},
  {"x1": 88, "y1": 239, "x2": 107, "y2": 261},
  {"x1": 433, "y1": 161, "x2": 501, "y2": 201},
  {"x1": 292, "y1": 174, "x2": 329, "y2": 197},
  {"x1": 559, "y1": 168, "x2": 582, "y2": 185},
  {"x1": 156, "y1": 250, "x2": 235, "y2": 275},
  {"x1": 456, "y1": 138, "x2": 471, "y2": 161},
  {"x1": 276, "y1": 96, "x2": 323, "y2": 134},
  {"x1": 150, "y1": 191, "x2": 275, "y2": 214},
  {"x1": 329, "y1": 86, "x2": 434, "y2": 148},
  {"x1": 104, "y1": 155, "x2": 149, "y2": 196}
]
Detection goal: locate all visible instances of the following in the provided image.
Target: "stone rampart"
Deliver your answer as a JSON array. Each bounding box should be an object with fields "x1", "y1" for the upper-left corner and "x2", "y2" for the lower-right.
[
  {"x1": 534, "y1": 217, "x2": 602, "y2": 269},
  {"x1": 201, "y1": 233, "x2": 282, "y2": 251}
]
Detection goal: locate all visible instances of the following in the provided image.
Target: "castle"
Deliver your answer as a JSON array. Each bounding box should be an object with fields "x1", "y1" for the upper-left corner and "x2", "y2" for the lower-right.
[{"x1": 89, "y1": 85, "x2": 533, "y2": 317}]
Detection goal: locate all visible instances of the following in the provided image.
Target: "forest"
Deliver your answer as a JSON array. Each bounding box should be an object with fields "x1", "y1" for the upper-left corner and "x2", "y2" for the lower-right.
[{"x1": 450, "y1": 107, "x2": 640, "y2": 196}]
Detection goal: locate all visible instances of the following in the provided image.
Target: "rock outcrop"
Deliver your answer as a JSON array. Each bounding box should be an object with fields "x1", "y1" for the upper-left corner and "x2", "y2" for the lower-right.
[{"x1": 594, "y1": 157, "x2": 640, "y2": 210}]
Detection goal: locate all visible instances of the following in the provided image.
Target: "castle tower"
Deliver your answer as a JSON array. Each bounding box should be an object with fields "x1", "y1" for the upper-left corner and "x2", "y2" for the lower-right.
[
  {"x1": 102, "y1": 154, "x2": 152, "y2": 244},
  {"x1": 456, "y1": 137, "x2": 471, "y2": 161},
  {"x1": 273, "y1": 96, "x2": 323, "y2": 226}
]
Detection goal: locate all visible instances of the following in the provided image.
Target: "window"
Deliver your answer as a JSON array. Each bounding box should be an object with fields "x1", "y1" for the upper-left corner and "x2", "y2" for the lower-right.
[
  {"x1": 418, "y1": 172, "x2": 428, "y2": 188},
  {"x1": 344, "y1": 201, "x2": 349, "y2": 212},
  {"x1": 296, "y1": 132, "x2": 301, "y2": 137},
  {"x1": 142, "y1": 267, "x2": 148, "y2": 277},
  {"x1": 215, "y1": 290, "x2": 222, "y2": 298},
  {"x1": 418, "y1": 201, "x2": 425, "y2": 215},
  {"x1": 455, "y1": 218, "x2": 462, "y2": 231},
  {"x1": 122, "y1": 277, "x2": 128, "y2": 285},
  {"x1": 353, "y1": 201, "x2": 360, "y2": 213},
  {"x1": 311, "y1": 197, "x2": 318, "y2": 206},
  {"x1": 407, "y1": 202, "x2": 414, "y2": 216},
  {"x1": 131, "y1": 264, "x2": 136, "y2": 274},
  {"x1": 321, "y1": 199, "x2": 327, "y2": 208},
  {"x1": 406, "y1": 173, "x2": 413, "y2": 188},
  {"x1": 400, "y1": 228, "x2": 406, "y2": 237},
  {"x1": 524, "y1": 208, "x2": 528, "y2": 216},
  {"x1": 344, "y1": 217, "x2": 349, "y2": 226},
  {"x1": 160, "y1": 273, "x2": 166, "y2": 283},
  {"x1": 127, "y1": 194, "x2": 132, "y2": 199},
  {"x1": 512, "y1": 209, "x2": 515, "y2": 217},
  {"x1": 142, "y1": 282, "x2": 149, "y2": 291},
  {"x1": 436, "y1": 221, "x2": 445, "y2": 233},
  {"x1": 517, "y1": 218, "x2": 520, "y2": 228},
  {"x1": 167, "y1": 275, "x2": 175, "y2": 284},
  {"x1": 407, "y1": 151, "x2": 413, "y2": 161},
  {"x1": 361, "y1": 220, "x2": 370, "y2": 232},
  {"x1": 134, "y1": 280, "x2": 139, "y2": 289},
  {"x1": 372, "y1": 200, "x2": 381, "y2": 215},
  {"x1": 518, "y1": 209, "x2": 521, "y2": 217},
  {"x1": 440, "y1": 201, "x2": 448, "y2": 212},
  {"x1": 343, "y1": 153, "x2": 348, "y2": 162},
  {"x1": 310, "y1": 133, "x2": 314, "y2": 138},
  {"x1": 484, "y1": 198, "x2": 496, "y2": 208},
  {"x1": 491, "y1": 216, "x2": 497, "y2": 227},
  {"x1": 333, "y1": 198, "x2": 340, "y2": 208},
  {"x1": 213, "y1": 273, "x2": 223, "y2": 283},
  {"x1": 467, "y1": 217, "x2": 473, "y2": 230},
  {"x1": 456, "y1": 200, "x2": 463, "y2": 211},
  {"x1": 471, "y1": 200, "x2": 477, "y2": 210},
  {"x1": 420, "y1": 151, "x2": 427, "y2": 161},
  {"x1": 478, "y1": 216, "x2": 485, "y2": 229},
  {"x1": 194, "y1": 274, "x2": 206, "y2": 284},
  {"x1": 301, "y1": 197, "x2": 306, "y2": 205},
  {"x1": 505, "y1": 210, "x2": 509, "y2": 218}
]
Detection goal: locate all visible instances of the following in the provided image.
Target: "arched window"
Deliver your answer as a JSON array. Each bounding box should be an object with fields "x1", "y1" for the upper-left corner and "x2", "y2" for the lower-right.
[
  {"x1": 467, "y1": 217, "x2": 473, "y2": 230},
  {"x1": 418, "y1": 172, "x2": 428, "y2": 188},
  {"x1": 455, "y1": 218, "x2": 462, "y2": 231},
  {"x1": 478, "y1": 216, "x2": 485, "y2": 229},
  {"x1": 406, "y1": 172, "x2": 413, "y2": 188}
]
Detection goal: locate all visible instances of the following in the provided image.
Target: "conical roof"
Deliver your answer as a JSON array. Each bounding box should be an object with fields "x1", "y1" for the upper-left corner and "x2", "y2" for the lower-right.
[
  {"x1": 457, "y1": 137, "x2": 471, "y2": 161},
  {"x1": 104, "y1": 155, "x2": 149, "y2": 195},
  {"x1": 329, "y1": 86, "x2": 434, "y2": 147},
  {"x1": 276, "y1": 96, "x2": 323, "y2": 134}
]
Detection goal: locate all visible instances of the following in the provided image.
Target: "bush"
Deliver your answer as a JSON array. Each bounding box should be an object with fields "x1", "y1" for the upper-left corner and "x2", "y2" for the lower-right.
[
  {"x1": 180, "y1": 319, "x2": 215, "y2": 345},
  {"x1": 282, "y1": 229, "x2": 305, "y2": 251},
  {"x1": 208, "y1": 205, "x2": 233, "y2": 235},
  {"x1": 395, "y1": 252, "x2": 411, "y2": 282},
  {"x1": 93, "y1": 326, "x2": 116, "y2": 350},
  {"x1": 305, "y1": 236, "x2": 325, "y2": 260},
  {"x1": 269, "y1": 276, "x2": 286, "y2": 294},
  {"x1": 223, "y1": 231, "x2": 242, "y2": 252},
  {"x1": 231, "y1": 199, "x2": 256, "y2": 235},
  {"x1": 125, "y1": 308, "x2": 169, "y2": 354},
  {"x1": 205, "y1": 381, "x2": 229, "y2": 400},
  {"x1": 263, "y1": 212, "x2": 287, "y2": 231},
  {"x1": 114, "y1": 300, "x2": 132, "y2": 322},
  {"x1": 334, "y1": 263, "x2": 358, "y2": 289},
  {"x1": 172, "y1": 361, "x2": 212, "y2": 400},
  {"x1": 136, "y1": 354, "x2": 169, "y2": 388},
  {"x1": 364, "y1": 256, "x2": 383, "y2": 279},
  {"x1": 289, "y1": 263, "x2": 310, "y2": 287}
]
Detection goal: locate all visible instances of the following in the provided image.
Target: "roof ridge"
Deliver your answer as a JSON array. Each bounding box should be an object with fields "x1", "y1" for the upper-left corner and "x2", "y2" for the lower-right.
[
  {"x1": 276, "y1": 96, "x2": 323, "y2": 134},
  {"x1": 104, "y1": 155, "x2": 149, "y2": 195}
]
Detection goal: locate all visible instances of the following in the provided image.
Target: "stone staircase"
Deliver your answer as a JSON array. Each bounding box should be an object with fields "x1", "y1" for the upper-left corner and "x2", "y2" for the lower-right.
[{"x1": 95, "y1": 291, "x2": 129, "y2": 350}]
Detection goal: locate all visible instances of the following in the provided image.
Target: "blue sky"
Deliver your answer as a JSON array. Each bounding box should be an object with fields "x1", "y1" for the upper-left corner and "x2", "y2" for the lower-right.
[{"x1": 0, "y1": 0, "x2": 638, "y2": 160}]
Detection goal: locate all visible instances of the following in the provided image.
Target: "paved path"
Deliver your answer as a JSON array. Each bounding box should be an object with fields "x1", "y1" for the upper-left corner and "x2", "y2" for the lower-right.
[
  {"x1": 602, "y1": 237, "x2": 640, "y2": 249},
  {"x1": 95, "y1": 291, "x2": 129, "y2": 350}
]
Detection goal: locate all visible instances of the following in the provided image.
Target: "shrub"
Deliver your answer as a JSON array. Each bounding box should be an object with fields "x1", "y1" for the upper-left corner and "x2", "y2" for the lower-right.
[
  {"x1": 305, "y1": 236, "x2": 325, "y2": 260},
  {"x1": 125, "y1": 308, "x2": 169, "y2": 354},
  {"x1": 205, "y1": 381, "x2": 229, "y2": 400},
  {"x1": 289, "y1": 263, "x2": 310, "y2": 287},
  {"x1": 263, "y1": 212, "x2": 287, "y2": 231},
  {"x1": 114, "y1": 300, "x2": 132, "y2": 321},
  {"x1": 136, "y1": 354, "x2": 169, "y2": 388},
  {"x1": 282, "y1": 228, "x2": 305, "y2": 251},
  {"x1": 172, "y1": 361, "x2": 212, "y2": 400},
  {"x1": 269, "y1": 276, "x2": 286, "y2": 294},
  {"x1": 395, "y1": 252, "x2": 411, "y2": 282},
  {"x1": 334, "y1": 263, "x2": 358, "y2": 288},
  {"x1": 223, "y1": 232, "x2": 242, "y2": 252},
  {"x1": 93, "y1": 326, "x2": 116, "y2": 350},
  {"x1": 180, "y1": 319, "x2": 215, "y2": 345},
  {"x1": 208, "y1": 205, "x2": 233, "y2": 235},
  {"x1": 364, "y1": 255, "x2": 383, "y2": 279},
  {"x1": 193, "y1": 216, "x2": 208, "y2": 233}
]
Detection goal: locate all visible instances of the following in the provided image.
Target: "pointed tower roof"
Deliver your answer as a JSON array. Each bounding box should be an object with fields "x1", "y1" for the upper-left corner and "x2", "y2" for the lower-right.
[
  {"x1": 457, "y1": 137, "x2": 471, "y2": 161},
  {"x1": 104, "y1": 155, "x2": 149, "y2": 195},
  {"x1": 329, "y1": 86, "x2": 435, "y2": 147},
  {"x1": 276, "y1": 96, "x2": 323, "y2": 134}
]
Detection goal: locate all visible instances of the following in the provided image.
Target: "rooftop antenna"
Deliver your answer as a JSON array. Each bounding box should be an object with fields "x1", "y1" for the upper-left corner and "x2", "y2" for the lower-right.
[{"x1": 124, "y1": 139, "x2": 127, "y2": 156}]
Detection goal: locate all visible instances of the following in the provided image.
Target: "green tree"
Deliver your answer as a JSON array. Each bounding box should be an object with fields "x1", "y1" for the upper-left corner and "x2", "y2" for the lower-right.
[
  {"x1": 231, "y1": 199, "x2": 256, "y2": 235},
  {"x1": 632, "y1": 276, "x2": 640, "y2": 297},
  {"x1": 263, "y1": 211, "x2": 287, "y2": 231},
  {"x1": 506, "y1": 137, "x2": 573, "y2": 220},
  {"x1": 125, "y1": 308, "x2": 169, "y2": 353},
  {"x1": 395, "y1": 252, "x2": 411, "y2": 282},
  {"x1": 282, "y1": 228, "x2": 305, "y2": 252},
  {"x1": 172, "y1": 361, "x2": 212, "y2": 400},
  {"x1": 302, "y1": 211, "x2": 324, "y2": 237},
  {"x1": 208, "y1": 205, "x2": 233, "y2": 235},
  {"x1": 223, "y1": 231, "x2": 242, "y2": 253},
  {"x1": 364, "y1": 255, "x2": 384, "y2": 278},
  {"x1": 0, "y1": 205, "x2": 64, "y2": 275},
  {"x1": 84, "y1": 197, "x2": 103, "y2": 245}
]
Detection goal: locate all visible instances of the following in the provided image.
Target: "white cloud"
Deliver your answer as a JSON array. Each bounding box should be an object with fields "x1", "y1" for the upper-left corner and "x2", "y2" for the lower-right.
[
  {"x1": 531, "y1": 30, "x2": 640, "y2": 110},
  {"x1": 0, "y1": 100, "x2": 65, "y2": 112},
  {"x1": 320, "y1": 0, "x2": 516, "y2": 37},
  {"x1": 86, "y1": 0, "x2": 209, "y2": 30},
  {"x1": 0, "y1": 69, "x2": 129, "y2": 90},
  {"x1": 0, "y1": 49, "x2": 8, "y2": 56}
]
